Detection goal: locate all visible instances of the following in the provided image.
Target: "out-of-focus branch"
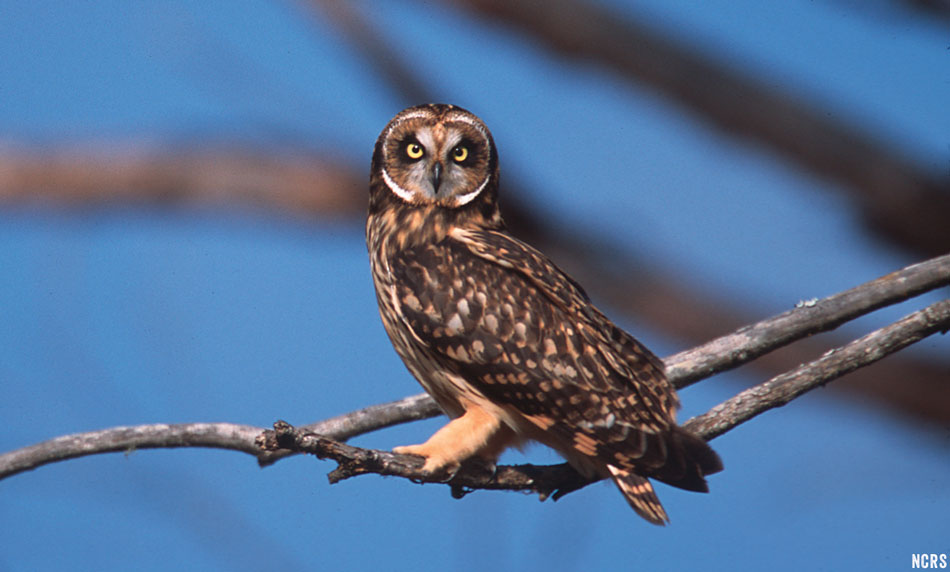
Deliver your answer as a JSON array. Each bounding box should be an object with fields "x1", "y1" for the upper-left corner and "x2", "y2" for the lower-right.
[
  {"x1": 0, "y1": 146, "x2": 364, "y2": 217},
  {"x1": 1, "y1": 4, "x2": 945, "y2": 431},
  {"x1": 903, "y1": 0, "x2": 950, "y2": 21},
  {"x1": 2, "y1": 144, "x2": 949, "y2": 424},
  {"x1": 446, "y1": 0, "x2": 950, "y2": 257},
  {"x1": 308, "y1": 0, "x2": 431, "y2": 106},
  {"x1": 306, "y1": 0, "x2": 950, "y2": 423}
]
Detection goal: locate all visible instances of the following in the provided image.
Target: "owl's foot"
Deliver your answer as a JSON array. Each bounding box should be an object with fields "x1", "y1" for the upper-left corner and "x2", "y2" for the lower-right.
[
  {"x1": 392, "y1": 402, "x2": 517, "y2": 481},
  {"x1": 393, "y1": 443, "x2": 462, "y2": 480}
]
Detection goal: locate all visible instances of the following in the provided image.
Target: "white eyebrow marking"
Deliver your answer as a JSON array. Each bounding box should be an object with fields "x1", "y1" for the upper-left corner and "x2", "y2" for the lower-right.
[
  {"x1": 396, "y1": 109, "x2": 433, "y2": 122},
  {"x1": 385, "y1": 110, "x2": 432, "y2": 136},
  {"x1": 379, "y1": 110, "x2": 432, "y2": 158},
  {"x1": 445, "y1": 111, "x2": 490, "y2": 140}
]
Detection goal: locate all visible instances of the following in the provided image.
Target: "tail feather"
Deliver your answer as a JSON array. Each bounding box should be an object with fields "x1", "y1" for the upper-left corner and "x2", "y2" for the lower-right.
[
  {"x1": 607, "y1": 465, "x2": 669, "y2": 525},
  {"x1": 652, "y1": 426, "x2": 724, "y2": 493}
]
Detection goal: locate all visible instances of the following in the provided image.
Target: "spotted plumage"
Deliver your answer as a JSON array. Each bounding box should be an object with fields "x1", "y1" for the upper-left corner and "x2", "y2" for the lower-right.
[{"x1": 366, "y1": 104, "x2": 722, "y2": 524}]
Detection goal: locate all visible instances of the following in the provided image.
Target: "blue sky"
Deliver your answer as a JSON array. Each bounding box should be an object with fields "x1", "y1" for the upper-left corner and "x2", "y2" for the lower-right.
[{"x1": 1, "y1": 2, "x2": 948, "y2": 570}]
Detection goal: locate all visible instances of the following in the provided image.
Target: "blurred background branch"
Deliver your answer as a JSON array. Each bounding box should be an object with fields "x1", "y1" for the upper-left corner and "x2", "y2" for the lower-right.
[
  {"x1": 448, "y1": 0, "x2": 950, "y2": 256},
  {"x1": 0, "y1": 145, "x2": 364, "y2": 216},
  {"x1": 2, "y1": 0, "x2": 946, "y2": 429},
  {"x1": 3, "y1": 2, "x2": 949, "y2": 568}
]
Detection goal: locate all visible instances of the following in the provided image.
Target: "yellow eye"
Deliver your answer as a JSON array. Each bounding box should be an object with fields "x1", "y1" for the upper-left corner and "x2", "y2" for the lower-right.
[
  {"x1": 406, "y1": 142, "x2": 424, "y2": 160},
  {"x1": 452, "y1": 145, "x2": 469, "y2": 163}
]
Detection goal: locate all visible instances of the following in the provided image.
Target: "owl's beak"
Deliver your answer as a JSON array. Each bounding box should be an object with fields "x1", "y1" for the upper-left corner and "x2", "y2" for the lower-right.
[{"x1": 429, "y1": 162, "x2": 443, "y2": 194}]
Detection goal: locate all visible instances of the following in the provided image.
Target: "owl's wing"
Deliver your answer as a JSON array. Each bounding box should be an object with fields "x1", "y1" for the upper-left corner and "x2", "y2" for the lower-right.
[
  {"x1": 452, "y1": 228, "x2": 672, "y2": 406},
  {"x1": 390, "y1": 228, "x2": 721, "y2": 491}
]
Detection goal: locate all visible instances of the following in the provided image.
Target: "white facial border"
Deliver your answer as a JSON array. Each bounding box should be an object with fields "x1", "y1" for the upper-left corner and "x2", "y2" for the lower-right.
[
  {"x1": 380, "y1": 106, "x2": 493, "y2": 206},
  {"x1": 381, "y1": 167, "x2": 417, "y2": 203},
  {"x1": 452, "y1": 175, "x2": 491, "y2": 206}
]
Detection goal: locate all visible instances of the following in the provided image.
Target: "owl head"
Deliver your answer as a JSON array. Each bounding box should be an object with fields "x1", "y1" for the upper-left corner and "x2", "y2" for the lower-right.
[{"x1": 370, "y1": 104, "x2": 499, "y2": 214}]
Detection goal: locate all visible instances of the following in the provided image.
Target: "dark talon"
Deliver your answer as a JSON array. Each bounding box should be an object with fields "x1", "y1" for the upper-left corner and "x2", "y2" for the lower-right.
[{"x1": 434, "y1": 464, "x2": 461, "y2": 483}]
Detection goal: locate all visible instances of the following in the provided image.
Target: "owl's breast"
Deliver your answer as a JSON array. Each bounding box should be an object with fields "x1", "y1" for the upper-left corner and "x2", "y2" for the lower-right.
[{"x1": 367, "y1": 223, "x2": 472, "y2": 418}]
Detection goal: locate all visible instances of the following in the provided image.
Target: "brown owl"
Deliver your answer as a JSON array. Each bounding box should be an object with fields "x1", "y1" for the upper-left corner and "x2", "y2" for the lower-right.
[{"x1": 366, "y1": 103, "x2": 722, "y2": 524}]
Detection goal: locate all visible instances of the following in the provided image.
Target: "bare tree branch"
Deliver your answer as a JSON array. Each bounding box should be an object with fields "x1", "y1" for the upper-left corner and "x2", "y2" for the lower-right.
[
  {"x1": 665, "y1": 253, "x2": 950, "y2": 387},
  {"x1": 0, "y1": 423, "x2": 264, "y2": 480},
  {"x1": 257, "y1": 393, "x2": 442, "y2": 466},
  {"x1": 2, "y1": 254, "x2": 947, "y2": 505},
  {"x1": 0, "y1": 394, "x2": 440, "y2": 480},
  {"x1": 256, "y1": 419, "x2": 592, "y2": 501},
  {"x1": 255, "y1": 298, "x2": 950, "y2": 500},
  {"x1": 684, "y1": 298, "x2": 950, "y2": 439}
]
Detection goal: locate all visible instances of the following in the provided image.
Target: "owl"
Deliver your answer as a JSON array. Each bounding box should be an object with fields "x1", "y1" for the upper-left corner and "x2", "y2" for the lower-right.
[{"x1": 366, "y1": 103, "x2": 722, "y2": 524}]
